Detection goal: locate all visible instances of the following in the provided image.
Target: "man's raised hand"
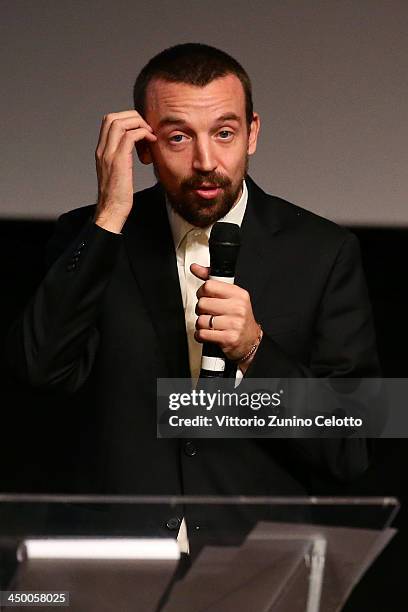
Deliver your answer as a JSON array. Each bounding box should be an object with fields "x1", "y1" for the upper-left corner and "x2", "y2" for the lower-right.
[{"x1": 94, "y1": 111, "x2": 157, "y2": 233}]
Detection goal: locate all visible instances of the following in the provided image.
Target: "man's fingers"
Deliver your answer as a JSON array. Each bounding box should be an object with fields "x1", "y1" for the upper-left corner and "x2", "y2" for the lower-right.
[
  {"x1": 98, "y1": 128, "x2": 157, "y2": 167},
  {"x1": 195, "y1": 314, "x2": 230, "y2": 330},
  {"x1": 195, "y1": 297, "x2": 245, "y2": 316},
  {"x1": 190, "y1": 263, "x2": 209, "y2": 281},
  {"x1": 103, "y1": 116, "x2": 155, "y2": 157},
  {"x1": 196, "y1": 278, "x2": 239, "y2": 299},
  {"x1": 97, "y1": 111, "x2": 140, "y2": 154},
  {"x1": 111, "y1": 127, "x2": 157, "y2": 158},
  {"x1": 194, "y1": 328, "x2": 242, "y2": 352},
  {"x1": 96, "y1": 111, "x2": 154, "y2": 158},
  {"x1": 194, "y1": 329, "x2": 225, "y2": 344}
]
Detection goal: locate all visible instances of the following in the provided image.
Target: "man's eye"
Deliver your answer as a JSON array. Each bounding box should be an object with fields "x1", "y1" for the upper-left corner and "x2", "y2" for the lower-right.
[
  {"x1": 169, "y1": 134, "x2": 185, "y2": 143},
  {"x1": 218, "y1": 130, "x2": 233, "y2": 139}
]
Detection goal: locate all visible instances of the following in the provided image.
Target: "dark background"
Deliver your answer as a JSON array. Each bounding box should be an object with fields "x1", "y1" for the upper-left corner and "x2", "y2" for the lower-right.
[{"x1": 0, "y1": 219, "x2": 407, "y2": 610}]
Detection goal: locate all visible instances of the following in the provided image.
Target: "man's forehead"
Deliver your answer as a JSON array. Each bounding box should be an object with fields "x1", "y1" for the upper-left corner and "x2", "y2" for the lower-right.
[{"x1": 145, "y1": 74, "x2": 246, "y2": 120}]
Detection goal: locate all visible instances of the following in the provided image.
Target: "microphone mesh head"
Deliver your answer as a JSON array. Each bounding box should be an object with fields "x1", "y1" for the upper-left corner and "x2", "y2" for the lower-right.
[
  {"x1": 209, "y1": 222, "x2": 241, "y2": 247},
  {"x1": 209, "y1": 222, "x2": 241, "y2": 277}
]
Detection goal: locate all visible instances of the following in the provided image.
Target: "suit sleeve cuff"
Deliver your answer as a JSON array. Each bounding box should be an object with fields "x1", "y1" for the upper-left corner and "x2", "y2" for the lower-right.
[{"x1": 243, "y1": 331, "x2": 307, "y2": 378}]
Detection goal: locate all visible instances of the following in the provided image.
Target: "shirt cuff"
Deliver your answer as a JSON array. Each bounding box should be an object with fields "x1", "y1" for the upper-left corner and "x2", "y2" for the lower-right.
[{"x1": 234, "y1": 367, "x2": 244, "y2": 388}]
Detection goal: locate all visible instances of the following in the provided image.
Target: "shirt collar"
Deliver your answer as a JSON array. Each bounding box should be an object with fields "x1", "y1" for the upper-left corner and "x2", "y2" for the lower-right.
[{"x1": 166, "y1": 179, "x2": 248, "y2": 250}]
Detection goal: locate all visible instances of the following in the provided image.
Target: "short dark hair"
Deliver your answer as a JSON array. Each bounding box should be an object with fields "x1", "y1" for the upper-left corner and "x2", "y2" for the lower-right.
[{"x1": 133, "y1": 43, "x2": 254, "y2": 127}]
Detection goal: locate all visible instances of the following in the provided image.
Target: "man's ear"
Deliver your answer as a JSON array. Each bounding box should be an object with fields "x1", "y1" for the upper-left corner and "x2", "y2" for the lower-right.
[
  {"x1": 247, "y1": 112, "x2": 260, "y2": 156},
  {"x1": 135, "y1": 140, "x2": 153, "y2": 165}
]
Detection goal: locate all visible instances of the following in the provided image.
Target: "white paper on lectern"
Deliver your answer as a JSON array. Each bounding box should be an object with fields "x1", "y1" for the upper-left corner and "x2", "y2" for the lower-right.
[{"x1": 17, "y1": 537, "x2": 180, "y2": 560}]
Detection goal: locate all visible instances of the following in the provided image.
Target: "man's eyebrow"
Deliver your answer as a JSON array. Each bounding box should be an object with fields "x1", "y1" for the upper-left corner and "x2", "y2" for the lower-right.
[
  {"x1": 157, "y1": 112, "x2": 241, "y2": 129},
  {"x1": 157, "y1": 117, "x2": 187, "y2": 128},
  {"x1": 214, "y1": 113, "x2": 241, "y2": 124}
]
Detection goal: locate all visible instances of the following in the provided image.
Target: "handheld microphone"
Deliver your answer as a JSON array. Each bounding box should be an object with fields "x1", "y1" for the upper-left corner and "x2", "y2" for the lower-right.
[{"x1": 199, "y1": 222, "x2": 241, "y2": 379}]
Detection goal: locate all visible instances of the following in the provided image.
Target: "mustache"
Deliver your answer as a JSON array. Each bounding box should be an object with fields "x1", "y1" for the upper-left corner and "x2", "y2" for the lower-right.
[{"x1": 181, "y1": 173, "x2": 232, "y2": 190}]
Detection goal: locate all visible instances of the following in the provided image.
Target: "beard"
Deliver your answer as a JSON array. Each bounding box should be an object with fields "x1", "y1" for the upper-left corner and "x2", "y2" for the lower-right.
[{"x1": 153, "y1": 155, "x2": 249, "y2": 228}]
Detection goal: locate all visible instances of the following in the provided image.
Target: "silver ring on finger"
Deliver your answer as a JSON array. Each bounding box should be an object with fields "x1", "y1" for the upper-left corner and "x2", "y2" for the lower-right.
[{"x1": 209, "y1": 315, "x2": 216, "y2": 330}]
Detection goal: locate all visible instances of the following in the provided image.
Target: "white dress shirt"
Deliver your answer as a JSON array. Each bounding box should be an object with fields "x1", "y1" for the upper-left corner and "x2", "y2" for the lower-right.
[{"x1": 166, "y1": 181, "x2": 248, "y2": 553}]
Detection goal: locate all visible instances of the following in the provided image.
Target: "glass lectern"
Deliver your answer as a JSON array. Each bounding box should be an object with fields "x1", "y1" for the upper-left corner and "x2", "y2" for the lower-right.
[{"x1": 0, "y1": 495, "x2": 399, "y2": 611}]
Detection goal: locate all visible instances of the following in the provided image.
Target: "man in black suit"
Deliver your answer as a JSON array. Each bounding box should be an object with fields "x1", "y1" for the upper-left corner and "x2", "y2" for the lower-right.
[{"x1": 6, "y1": 44, "x2": 379, "y2": 532}]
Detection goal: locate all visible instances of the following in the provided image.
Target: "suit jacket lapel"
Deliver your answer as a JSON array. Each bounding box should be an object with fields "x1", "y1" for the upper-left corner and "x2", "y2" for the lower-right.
[
  {"x1": 122, "y1": 184, "x2": 190, "y2": 378},
  {"x1": 235, "y1": 176, "x2": 282, "y2": 310}
]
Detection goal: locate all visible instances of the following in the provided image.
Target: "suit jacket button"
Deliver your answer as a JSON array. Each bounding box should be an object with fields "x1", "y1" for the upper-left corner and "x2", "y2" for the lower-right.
[
  {"x1": 184, "y1": 441, "x2": 197, "y2": 457},
  {"x1": 166, "y1": 517, "x2": 181, "y2": 531}
]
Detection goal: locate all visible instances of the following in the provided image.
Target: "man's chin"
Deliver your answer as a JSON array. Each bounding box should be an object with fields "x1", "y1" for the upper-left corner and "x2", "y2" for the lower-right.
[
  {"x1": 170, "y1": 193, "x2": 237, "y2": 228},
  {"x1": 179, "y1": 204, "x2": 231, "y2": 228}
]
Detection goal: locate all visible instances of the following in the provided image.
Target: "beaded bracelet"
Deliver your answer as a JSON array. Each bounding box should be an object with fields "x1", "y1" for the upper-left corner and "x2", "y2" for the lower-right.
[{"x1": 238, "y1": 324, "x2": 263, "y2": 363}]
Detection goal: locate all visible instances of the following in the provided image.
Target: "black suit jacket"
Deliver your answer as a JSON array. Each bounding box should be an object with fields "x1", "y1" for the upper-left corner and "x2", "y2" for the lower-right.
[{"x1": 5, "y1": 177, "x2": 380, "y2": 509}]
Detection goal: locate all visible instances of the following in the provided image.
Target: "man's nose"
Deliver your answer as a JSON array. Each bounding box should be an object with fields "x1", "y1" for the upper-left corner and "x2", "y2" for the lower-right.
[{"x1": 192, "y1": 137, "x2": 217, "y2": 173}]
